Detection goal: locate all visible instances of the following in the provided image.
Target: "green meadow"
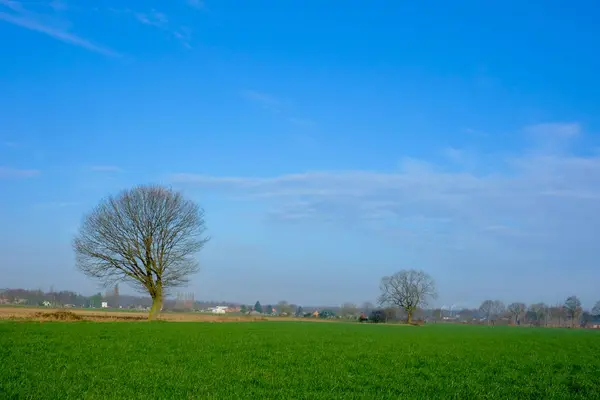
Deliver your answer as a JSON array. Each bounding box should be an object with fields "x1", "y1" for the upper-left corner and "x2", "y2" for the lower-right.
[{"x1": 1, "y1": 321, "x2": 599, "y2": 399}]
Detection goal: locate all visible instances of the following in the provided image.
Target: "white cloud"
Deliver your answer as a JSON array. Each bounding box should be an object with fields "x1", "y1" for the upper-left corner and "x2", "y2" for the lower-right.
[
  {"x1": 0, "y1": 0, "x2": 119, "y2": 57},
  {"x1": 240, "y1": 89, "x2": 281, "y2": 112},
  {"x1": 34, "y1": 201, "x2": 79, "y2": 209},
  {"x1": 90, "y1": 165, "x2": 121, "y2": 172},
  {"x1": 0, "y1": 166, "x2": 40, "y2": 178},
  {"x1": 169, "y1": 123, "x2": 600, "y2": 260},
  {"x1": 2, "y1": 141, "x2": 21, "y2": 148},
  {"x1": 524, "y1": 122, "x2": 580, "y2": 138},
  {"x1": 134, "y1": 9, "x2": 168, "y2": 28},
  {"x1": 186, "y1": 0, "x2": 205, "y2": 10},
  {"x1": 110, "y1": 7, "x2": 191, "y2": 48}
]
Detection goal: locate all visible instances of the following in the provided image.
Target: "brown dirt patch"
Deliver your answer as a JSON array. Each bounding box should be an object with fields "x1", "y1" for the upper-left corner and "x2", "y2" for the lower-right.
[
  {"x1": 0, "y1": 306, "x2": 334, "y2": 323},
  {"x1": 31, "y1": 310, "x2": 83, "y2": 321}
]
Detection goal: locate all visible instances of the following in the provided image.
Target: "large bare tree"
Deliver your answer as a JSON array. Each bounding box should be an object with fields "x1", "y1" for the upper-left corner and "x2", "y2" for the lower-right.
[
  {"x1": 73, "y1": 185, "x2": 209, "y2": 320},
  {"x1": 378, "y1": 269, "x2": 437, "y2": 324}
]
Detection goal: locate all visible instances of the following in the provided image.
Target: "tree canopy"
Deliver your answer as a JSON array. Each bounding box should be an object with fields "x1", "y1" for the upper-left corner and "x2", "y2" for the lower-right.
[
  {"x1": 73, "y1": 185, "x2": 209, "y2": 320},
  {"x1": 378, "y1": 269, "x2": 437, "y2": 324}
]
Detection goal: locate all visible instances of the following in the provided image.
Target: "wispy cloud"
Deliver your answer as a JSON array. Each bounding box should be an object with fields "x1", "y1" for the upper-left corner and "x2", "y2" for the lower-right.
[
  {"x1": 524, "y1": 122, "x2": 580, "y2": 138},
  {"x1": 240, "y1": 90, "x2": 316, "y2": 130},
  {"x1": 524, "y1": 122, "x2": 581, "y2": 154},
  {"x1": 2, "y1": 140, "x2": 21, "y2": 148},
  {"x1": 90, "y1": 165, "x2": 121, "y2": 172},
  {"x1": 240, "y1": 90, "x2": 281, "y2": 112},
  {"x1": 0, "y1": 166, "x2": 40, "y2": 178},
  {"x1": 109, "y1": 7, "x2": 192, "y2": 48},
  {"x1": 169, "y1": 123, "x2": 600, "y2": 261},
  {"x1": 0, "y1": 0, "x2": 119, "y2": 57},
  {"x1": 288, "y1": 117, "x2": 316, "y2": 127},
  {"x1": 134, "y1": 9, "x2": 168, "y2": 28},
  {"x1": 187, "y1": 0, "x2": 205, "y2": 9},
  {"x1": 34, "y1": 201, "x2": 79, "y2": 209}
]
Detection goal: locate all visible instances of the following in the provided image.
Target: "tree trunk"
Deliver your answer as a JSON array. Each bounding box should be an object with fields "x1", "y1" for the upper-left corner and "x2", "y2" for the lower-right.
[
  {"x1": 406, "y1": 310, "x2": 413, "y2": 325},
  {"x1": 148, "y1": 291, "x2": 163, "y2": 321}
]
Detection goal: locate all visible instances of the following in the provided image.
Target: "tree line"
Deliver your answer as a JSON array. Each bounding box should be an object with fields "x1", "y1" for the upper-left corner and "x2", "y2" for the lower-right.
[{"x1": 69, "y1": 184, "x2": 600, "y2": 324}]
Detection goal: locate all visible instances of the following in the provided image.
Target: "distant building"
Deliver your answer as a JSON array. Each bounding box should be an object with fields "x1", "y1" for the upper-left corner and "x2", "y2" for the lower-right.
[
  {"x1": 101, "y1": 302, "x2": 108, "y2": 308},
  {"x1": 210, "y1": 306, "x2": 228, "y2": 314}
]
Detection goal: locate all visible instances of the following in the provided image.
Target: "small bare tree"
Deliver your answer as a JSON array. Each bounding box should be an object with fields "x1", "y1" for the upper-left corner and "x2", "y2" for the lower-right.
[
  {"x1": 378, "y1": 269, "x2": 437, "y2": 324},
  {"x1": 564, "y1": 296, "x2": 582, "y2": 328},
  {"x1": 592, "y1": 301, "x2": 600, "y2": 317},
  {"x1": 340, "y1": 302, "x2": 358, "y2": 318},
  {"x1": 73, "y1": 185, "x2": 209, "y2": 320},
  {"x1": 479, "y1": 300, "x2": 505, "y2": 325},
  {"x1": 528, "y1": 303, "x2": 548, "y2": 326},
  {"x1": 507, "y1": 302, "x2": 526, "y2": 325}
]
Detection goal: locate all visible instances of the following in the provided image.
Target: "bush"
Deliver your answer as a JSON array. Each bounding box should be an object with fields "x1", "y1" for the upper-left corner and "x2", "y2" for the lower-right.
[{"x1": 369, "y1": 310, "x2": 386, "y2": 323}]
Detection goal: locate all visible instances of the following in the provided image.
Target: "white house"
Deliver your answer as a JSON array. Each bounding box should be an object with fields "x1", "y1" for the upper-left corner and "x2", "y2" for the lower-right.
[
  {"x1": 210, "y1": 306, "x2": 228, "y2": 314},
  {"x1": 101, "y1": 301, "x2": 108, "y2": 308}
]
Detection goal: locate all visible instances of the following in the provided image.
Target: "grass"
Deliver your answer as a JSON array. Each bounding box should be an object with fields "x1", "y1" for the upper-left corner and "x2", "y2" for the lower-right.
[{"x1": 1, "y1": 322, "x2": 599, "y2": 399}]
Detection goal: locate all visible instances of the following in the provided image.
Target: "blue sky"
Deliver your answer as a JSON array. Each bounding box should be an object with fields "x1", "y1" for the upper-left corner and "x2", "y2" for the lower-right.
[{"x1": 1, "y1": 0, "x2": 600, "y2": 309}]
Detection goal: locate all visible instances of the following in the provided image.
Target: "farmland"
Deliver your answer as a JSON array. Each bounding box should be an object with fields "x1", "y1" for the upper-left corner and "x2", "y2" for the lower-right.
[{"x1": 1, "y1": 322, "x2": 599, "y2": 399}]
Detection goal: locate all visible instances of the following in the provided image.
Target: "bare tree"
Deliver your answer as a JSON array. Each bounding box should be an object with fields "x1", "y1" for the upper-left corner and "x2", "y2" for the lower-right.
[
  {"x1": 73, "y1": 185, "x2": 209, "y2": 320},
  {"x1": 564, "y1": 296, "x2": 582, "y2": 328},
  {"x1": 507, "y1": 302, "x2": 526, "y2": 325},
  {"x1": 592, "y1": 301, "x2": 600, "y2": 317},
  {"x1": 361, "y1": 301, "x2": 374, "y2": 314},
  {"x1": 528, "y1": 303, "x2": 548, "y2": 326},
  {"x1": 340, "y1": 302, "x2": 358, "y2": 318},
  {"x1": 549, "y1": 304, "x2": 566, "y2": 327},
  {"x1": 276, "y1": 301, "x2": 293, "y2": 315},
  {"x1": 378, "y1": 269, "x2": 437, "y2": 324},
  {"x1": 479, "y1": 300, "x2": 505, "y2": 325}
]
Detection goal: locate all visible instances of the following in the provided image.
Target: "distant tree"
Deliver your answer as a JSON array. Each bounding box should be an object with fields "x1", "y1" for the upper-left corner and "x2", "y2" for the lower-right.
[
  {"x1": 383, "y1": 307, "x2": 398, "y2": 322},
  {"x1": 254, "y1": 301, "x2": 263, "y2": 313},
  {"x1": 549, "y1": 305, "x2": 567, "y2": 327},
  {"x1": 319, "y1": 309, "x2": 336, "y2": 319},
  {"x1": 73, "y1": 185, "x2": 209, "y2": 320},
  {"x1": 432, "y1": 308, "x2": 442, "y2": 321},
  {"x1": 479, "y1": 300, "x2": 505, "y2": 325},
  {"x1": 277, "y1": 301, "x2": 293, "y2": 315},
  {"x1": 564, "y1": 296, "x2": 582, "y2": 327},
  {"x1": 507, "y1": 302, "x2": 526, "y2": 325},
  {"x1": 378, "y1": 269, "x2": 437, "y2": 324},
  {"x1": 369, "y1": 309, "x2": 386, "y2": 323},
  {"x1": 240, "y1": 305, "x2": 247, "y2": 314},
  {"x1": 361, "y1": 302, "x2": 375, "y2": 314},
  {"x1": 295, "y1": 306, "x2": 304, "y2": 317},
  {"x1": 591, "y1": 301, "x2": 600, "y2": 317},
  {"x1": 90, "y1": 292, "x2": 103, "y2": 308},
  {"x1": 528, "y1": 303, "x2": 548, "y2": 326},
  {"x1": 340, "y1": 302, "x2": 358, "y2": 318},
  {"x1": 581, "y1": 311, "x2": 593, "y2": 328}
]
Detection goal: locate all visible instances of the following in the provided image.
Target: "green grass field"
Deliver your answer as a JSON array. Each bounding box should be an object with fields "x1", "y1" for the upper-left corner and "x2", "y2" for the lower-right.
[{"x1": 1, "y1": 322, "x2": 599, "y2": 399}]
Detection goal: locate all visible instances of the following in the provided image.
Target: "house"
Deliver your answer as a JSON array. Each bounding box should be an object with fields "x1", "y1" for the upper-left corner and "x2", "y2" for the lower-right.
[
  {"x1": 101, "y1": 301, "x2": 108, "y2": 308},
  {"x1": 42, "y1": 301, "x2": 52, "y2": 307},
  {"x1": 312, "y1": 310, "x2": 319, "y2": 318},
  {"x1": 210, "y1": 306, "x2": 228, "y2": 314}
]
